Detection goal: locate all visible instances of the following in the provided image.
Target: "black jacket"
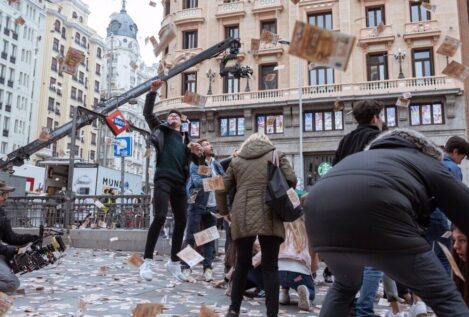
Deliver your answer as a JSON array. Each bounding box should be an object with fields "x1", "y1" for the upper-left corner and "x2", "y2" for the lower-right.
[
  {"x1": 143, "y1": 92, "x2": 193, "y2": 181},
  {"x1": 305, "y1": 133, "x2": 469, "y2": 255},
  {"x1": 0, "y1": 206, "x2": 37, "y2": 256},
  {"x1": 333, "y1": 124, "x2": 380, "y2": 165}
]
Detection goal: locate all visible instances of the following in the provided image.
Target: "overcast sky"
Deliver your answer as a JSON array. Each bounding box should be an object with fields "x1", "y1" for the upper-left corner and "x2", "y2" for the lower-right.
[{"x1": 82, "y1": 0, "x2": 163, "y2": 65}]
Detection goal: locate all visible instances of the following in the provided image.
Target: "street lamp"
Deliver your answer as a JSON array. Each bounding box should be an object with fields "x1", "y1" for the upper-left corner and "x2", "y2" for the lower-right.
[
  {"x1": 206, "y1": 68, "x2": 216, "y2": 95},
  {"x1": 393, "y1": 48, "x2": 406, "y2": 79},
  {"x1": 278, "y1": 39, "x2": 304, "y2": 187}
]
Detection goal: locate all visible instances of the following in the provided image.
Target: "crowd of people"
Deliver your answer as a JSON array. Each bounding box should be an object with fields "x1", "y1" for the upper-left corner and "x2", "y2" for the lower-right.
[{"x1": 0, "y1": 79, "x2": 468, "y2": 317}]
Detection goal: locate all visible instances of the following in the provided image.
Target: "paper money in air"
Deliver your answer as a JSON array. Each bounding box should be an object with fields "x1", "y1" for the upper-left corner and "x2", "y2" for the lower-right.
[
  {"x1": 177, "y1": 245, "x2": 204, "y2": 268},
  {"x1": 183, "y1": 91, "x2": 207, "y2": 107},
  {"x1": 436, "y1": 36, "x2": 461, "y2": 57},
  {"x1": 288, "y1": 20, "x2": 356, "y2": 71},
  {"x1": 14, "y1": 16, "x2": 25, "y2": 25},
  {"x1": 198, "y1": 165, "x2": 211, "y2": 176},
  {"x1": 153, "y1": 23, "x2": 176, "y2": 57},
  {"x1": 442, "y1": 61, "x2": 469, "y2": 81},
  {"x1": 39, "y1": 127, "x2": 51, "y2": 141},
  {"x1": 421, "y1": 2, "x2": 437, "y2": 13},
  {"x1": 61, "y1": 47, "x2": 85, "y2": 76},
  {"x1": 127, "y1": 254, "x2": 144, "y2": 268},
  {"x1": 265, "y1": 73, "x2": 277, "y2": 82},
  {"x1": 199, "y1": 304, "x2": 219, "y2": 317},
  {"x1": 194, "y1": 226, "x2": 220, "y2": 247},
  {"x1": 149, "y1": 1, "x2": 156, "y2": 7},
  {"x1": 203, "y1": 175, "x2": 225, "y2": 192},
  {"x1": 334, "y1": 99, "x2": 345, "y2": 111},
  {"x1": 395, "y1": 97, "x2": 410, "y2": 108},
  {"x1": 251, "y1": 38, "x2": 260, "y2": 54}
]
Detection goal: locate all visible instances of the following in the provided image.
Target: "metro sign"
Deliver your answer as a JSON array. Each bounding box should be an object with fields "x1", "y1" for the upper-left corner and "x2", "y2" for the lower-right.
[{"x1": 105, "y1": 110, "x2": 130, "y2": 136}]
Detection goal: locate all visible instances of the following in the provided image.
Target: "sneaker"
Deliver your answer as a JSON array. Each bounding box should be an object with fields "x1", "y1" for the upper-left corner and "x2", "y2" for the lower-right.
[
  {"x1": 385, "y1": 311, "x2": 405, "y2": 317},
  {"x1": 182, "y1": 268, "x2": 193, "y2": 281},
  {"x1": 323, "y1": 271, "x2": 333, "y2": 284},
  {"x1": 279, "y1": 288, "x2": 290, "y2": 305},
  {"x1": 204, "y1": 268, "x2": 214, "y2": 282},
  {"x1": 139, "y1": 259, "x2": 153, "y2": 281},
  {"x1": 409, "y1": 301, "x2": 427, "y2": 317},
  {"x1": 297, "y1": 285, "x2": 312, "y2": 311},
  {"x1": 165, "y1": 260, "x2": 189, "y2": 282}
]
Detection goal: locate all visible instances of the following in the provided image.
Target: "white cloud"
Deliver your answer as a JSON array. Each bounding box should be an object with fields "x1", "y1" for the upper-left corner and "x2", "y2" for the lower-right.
[{"x1": 82, "y1": 0, "x2": 163, "y2": 65}]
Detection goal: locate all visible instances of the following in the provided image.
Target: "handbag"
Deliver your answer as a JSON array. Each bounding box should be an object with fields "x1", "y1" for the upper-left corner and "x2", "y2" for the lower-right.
[{"x1": 265, "y1": 150, "x2": 303, "y2": 222}]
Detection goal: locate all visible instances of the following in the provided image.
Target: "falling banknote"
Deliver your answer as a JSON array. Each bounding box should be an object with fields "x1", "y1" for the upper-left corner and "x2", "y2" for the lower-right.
[
  {"x1": 194, "y1": 226, "x2": 220, "y2": 247},
  {"x1": 442, "y1": 61, "x2": 469, "y2": 81},
  {"x1": 183, "y1": 91, "x2": 207, "y2": 107},
  {"x1": 177, "y1": 245, "x2": 204, "y2": 268},
  {"x1": 202, "y1": 175, "x2": 225, "y2": 192},
  {"x1": 289, "y1": 20, "x2": 356, "y2": 71},
  {"x1": 61, "y1": 48, "x2": 85, "y2": 76},
  {"x1": 436, "y1": 36, "x2": 461, "y2": 57},
  {"x1": 153, "y1": 23, "x2": 176, "y2": 57}
]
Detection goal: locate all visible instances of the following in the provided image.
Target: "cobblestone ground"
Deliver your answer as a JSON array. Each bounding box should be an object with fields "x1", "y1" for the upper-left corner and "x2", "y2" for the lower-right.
[{"x1": 5, "y1": 248, "x2": 434, "y2": 317}]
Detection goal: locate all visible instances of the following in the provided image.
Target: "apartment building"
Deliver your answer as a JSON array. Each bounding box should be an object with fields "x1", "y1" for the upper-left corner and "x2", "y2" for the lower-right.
[
  {"x1": 34, "y1": 0, "x2": 105, "y2": 166},
  {"x1": 153, "y1": 0, "x2": 467, "y2": 189},
  {"x1": 0, "y1": 0, "x2": 45, "y2": 155}
]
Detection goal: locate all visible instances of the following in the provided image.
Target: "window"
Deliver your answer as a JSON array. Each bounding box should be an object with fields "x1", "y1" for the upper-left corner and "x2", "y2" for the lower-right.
[
  {"x1": 183, "y1": 31, "x2": 197, "y2": 49},
  {"x1": 308, "y1": 12, "x2": 332, "y2": 30},
  {"x1": 81, "y1": 37, "x2": 87, "y2": 48},
  {"x1": 54, "y1": 20, "x2": 61, "y2": 32},
  {"x1": 48, "y1": 97, "x2": 55, "y2": 111},
  {"x1": 259, "y1": 64, "x2": 278, "y2": 90},
  {"x1": 47, "y1": 118, "x2": 53, "y2": 129},
  {"x1": 220, "y1": 117, "x2": 244, "y2": 136},
  {"x1": 97, "y1": 47, "x2": 102, "y2": 58},
  {"x1": 94, "y1": 81, "x2": 100, "y2": 93},
  {"x1": 182, "y1": 72, "x2": 197, "y2": 93},
  {"x1": 309, "y1": 66, "x2": 334, "y2": 85},
  {"x1": 225, "y1": 25, "x2": 239, "y2": 39},
  {"x1": 412, "y1": 49, "x2": 434, "y2": 77},
  {"x1": 75, "y1": 32, "x2": 80, "y2": 45},
  {"x1": 77, "y1": 90, "x2": 83, "y2": 102},
  {"x1": 79, "y1": 71, "x2": 84, "y2": 84},
  {"x1": 257, "y1": 115, "x2": 284, "y2": 134},
  {"x1": 60, "y1": 45, "x2": 64, "y2": 55},
  {"x1": 51, "y1": 57, "x2": 58, "y2": 71},
  {"x1": 304, "y1": 110, "x2": 343, "y2": 131},
  {"x1": 49, "y1": 77, "x2": 56, "y2": 90},
  {"x1": 410, "y1": 1, "x2": 431, "y2": 22},
  {"x1": 71, "y1": 87, "x2": 77, "y2": 99},
  {"x1": 367, "y1": 52, "x2": 388, "y2": 81},
  {"x1": 164, "y1": 0, "x2": 171, "y2": 16},
  {"x1": 96, "y1": 64, "x2": 101, "y2": 75},
  {"x1": 72, "y1": 11, "x2": 78, "y2": 19},
  {"x1": 261, "y1": 20, "x2": 277, "y2": 34},
  {"x1": 53, "y1": 38, "x2": 59, "y2": 52},
  {"x1": 380, "y1": 106, "x2": 397, "y2": 127},
  {"x1": 61, "y1": 27, "x2": 66, "y2": 39},
  {"x1": 189, "y1": 120, "x2": 200, "y2": 138},
  {"x1": 224, "y1": 77, "x2": 240, "y2": 94},
  {"x1": 91, "y1": 133, "x2": 97, "y2": 145},
  {"x1": 409, "y1": 103, "x2": 443, "y2": 125},
  {"x1": 366, "y1": 6, "x2": 385, "y2": 27},
  {"x1": 183, "y1": 0, "x2": 198, "y2": 9},
  {"x1": 90, "y1": 150, "x2": 95, "y2": 161}
]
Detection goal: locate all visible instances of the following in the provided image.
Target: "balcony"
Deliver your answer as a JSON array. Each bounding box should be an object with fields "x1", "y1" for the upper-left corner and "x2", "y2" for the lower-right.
[
  {"x1": 252, "y1": 0, "x2": 284, "y2": 14},
  {"x1": 161, "y1": 12, "x2": 173, "y2": 29},
  {"x1": 173, "y1": 8, "x2": 205, "y2": 26},
  {"x1": 256, "y1": 42, "x2": 284, "y2": 59},
  {"x1": 403, "y1": 20, "x2": 441, "y2": 44},
  {"x1": 7, "y1": 80, "x2": 13, "y2": 88},
  {"x1": 153, "y1": 76, "x2": 460, "y2": 112},
  {"x1": 5, "y1": 104, "x2": 11, "y2": 112},
  {"x1": 216, "y1": 1, "x2": 246, "y2": 19},
  {"x1": 3, "y1": 130, "x2": 8, "y2": 137},
  {"x1": 1, "y1": 52, "x2": 7, "y2": 60},
  {"x1": 358, "y1": 25, "x2": 395, "y2": 49},
  {"x1": 9, "y1": 56, "x2": 15, "y2": 64}
]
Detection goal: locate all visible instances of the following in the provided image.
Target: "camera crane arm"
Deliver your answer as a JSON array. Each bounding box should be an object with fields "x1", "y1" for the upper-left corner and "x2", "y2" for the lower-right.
[{"x1": 0, "y1": 37, "x2": 245, "y2": 170}]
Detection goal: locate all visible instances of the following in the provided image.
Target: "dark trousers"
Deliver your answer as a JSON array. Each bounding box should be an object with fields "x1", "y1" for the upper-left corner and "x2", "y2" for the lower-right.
[
  {"x1": 144, "y1": 180, "x2": 187, "y2": 261},
  {"x1": 279, "y1": 271, "x2": 315, "y2": 301},
  {"x1": 319, "y1": 250, "x2": 469, "y2": 317},
  {"x1": 230, "y1": 235, "x2": 282, "y2": 317},
  {"x1": 181, "y1": 205, "x2": 216, "y2": 270}
]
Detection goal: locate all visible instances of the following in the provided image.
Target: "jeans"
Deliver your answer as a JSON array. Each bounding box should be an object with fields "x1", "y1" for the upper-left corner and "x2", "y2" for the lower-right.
[
  {"x1": 181, "y1": 205, "x2": 216, "y2": 270},
  {"x1": 144, "y1": 180, "x2": 187, "y2": 261},
  {"x1": 230, "y1": 235, "x2": 283, "y2": 317},
  {"x1": 425, "y1": 210, "x2": 452, "y2": 276},
  {"x1": 319, "y1": 250, "x2": 469, "y2": 317},
  {"x1": 0, "y1": 257, "x2": 19, "y2": 293},
  {"x1": 279, "y1": 271, "x2": 315, "y2": 301},
  {"x1": 355, "y1": 267, "x2": 383, "y2": 317}
]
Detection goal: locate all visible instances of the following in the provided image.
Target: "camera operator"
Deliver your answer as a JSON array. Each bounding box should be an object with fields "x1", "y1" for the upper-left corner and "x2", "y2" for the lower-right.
[{"x1": 0, "y1": 180, "x2": 39, "y2": 293}]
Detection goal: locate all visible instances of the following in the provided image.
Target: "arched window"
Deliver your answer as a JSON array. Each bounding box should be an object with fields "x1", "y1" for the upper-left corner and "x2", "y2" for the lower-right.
[
  {"x1": 81, "y1": 36, "x2": 87, "y2": 48},
  {"x1": 97, "y1": 48, "x2": 102, "y2": 58},
  {"x1": 61, "y1": 27, "x2": 66, "y2": 39},
  {"x1": 54, "y1": 20, "x2": 60, "y2": 32},
  {"x1": 72, "y1": 11, "x2": 78, "y2": 19},
  {"x1": 75, "y1": 32, "x2": 80, "y2": 44},
  {"x1": 79, "y1": 16, "x2": 83, "y2": 23}
]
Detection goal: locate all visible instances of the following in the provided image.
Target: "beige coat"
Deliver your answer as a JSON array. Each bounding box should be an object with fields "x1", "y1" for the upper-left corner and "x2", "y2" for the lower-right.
[{"x1": 216, "y1": 139, "x2": 297, "y2": 240}]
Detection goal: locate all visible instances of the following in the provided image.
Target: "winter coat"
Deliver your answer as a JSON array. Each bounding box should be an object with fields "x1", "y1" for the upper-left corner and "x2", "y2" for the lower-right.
[
  {"x1": 0, "y1": 206, "x2": 38, "y2": 257},
  {"x1": 216, "y1": 139, "x2": 297, "y2": 240},
  {"x1": 333, "y1": 124, "x2": 380, "y2": 165},
  {"x1": 143, "y1": 92, "x2": 192, "y2": 182},
  {"x1": 305, "y1": 129, "x2": 469, "y2": 255}
]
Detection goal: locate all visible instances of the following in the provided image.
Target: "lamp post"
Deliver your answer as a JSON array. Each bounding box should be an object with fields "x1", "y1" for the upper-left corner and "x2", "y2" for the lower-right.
[
  {"x1": 278, "y1": 39, "x2": 304, "y2": 186},
  {"x1": 206, "y1": 68, "x2": 215, "y2": 95},
  {"x1": 393, "y1": 48, "x2": 406, "y2": 79}
]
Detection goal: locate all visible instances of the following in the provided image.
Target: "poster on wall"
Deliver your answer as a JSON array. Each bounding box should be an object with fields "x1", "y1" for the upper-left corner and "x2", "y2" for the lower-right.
[
  {"x1": 229, "y1": 118, "x2": 237, "y2": 136},
  {"x1": 315, "y1": 113, "x2": 323, "y2": 131},
  {"x1": 221, "y1": 119, "x2": 228, "y2": 136},
  {"x1": 334, "y1": 111, "x2": 343, "y2": 130},
  {"x1": 386, "y1": 108, "x2": 396, "y2": 127},
  {"x1": 410, "y1": 106, "x2": 420, "y2": 125},
  {"x1": 433, "y1": 104, "x2": 443, "y2": 124},
  {"x1": 276, "y1": 115, "x2": 284, "y2": 133},
  {"x1": 238, "y1": 118, "x2": 245, "y2": 135},
  {"x1": 305, "y1": 113, "x2": 313, "y2": 131},
  {"x1": 324, "y1": 112, "x2": 333, "y2": 131},
  {"x1": 422, "y1": 105, "x2": 431, "y2": 125},
  {"x1": 257, "y1": 116, "x2": 266, "y2": 134},
  {"x1": 190, "y1": 121, "x2": 200, "y2": 138}
]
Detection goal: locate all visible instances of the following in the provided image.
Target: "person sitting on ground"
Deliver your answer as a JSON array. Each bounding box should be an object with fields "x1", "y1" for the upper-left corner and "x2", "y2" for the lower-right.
[
  {"x1": 452, "y1": 225, "x2": 468, "y2": 306},
  {"x1": 278, "y1": 216, "x2": 318, "y2": 312},
  {"x1": 0, "y1": 180, "x2": 39, "y2": 293}
]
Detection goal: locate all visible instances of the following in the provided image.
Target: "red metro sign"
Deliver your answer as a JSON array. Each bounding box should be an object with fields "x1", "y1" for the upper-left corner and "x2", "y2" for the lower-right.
[{"x1": 105, "y1": 110, "x2": 129, "y2": 136}]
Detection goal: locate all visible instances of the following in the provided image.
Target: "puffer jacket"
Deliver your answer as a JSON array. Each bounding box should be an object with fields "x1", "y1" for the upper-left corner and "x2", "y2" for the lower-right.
[{"x1": 216, "y1": 139, "x2": 297, "y2": 240}]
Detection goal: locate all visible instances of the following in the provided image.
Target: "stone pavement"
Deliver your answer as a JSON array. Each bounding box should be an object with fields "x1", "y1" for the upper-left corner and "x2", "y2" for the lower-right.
[{"x1": 5, "y1": 248, "x2": 433, "y2": 317}]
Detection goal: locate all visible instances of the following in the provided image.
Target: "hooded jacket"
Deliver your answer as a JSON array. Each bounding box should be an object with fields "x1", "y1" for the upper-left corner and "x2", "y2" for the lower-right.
[
  {"x1": 216, "y1": 139, "x2": 297, "y2": 240},
  {"x1": 143, "y1": 92, "x2": 192, "y2": 182},
  {"x1": 305, "y1": 129, "x2": 469, "y2": 254}
]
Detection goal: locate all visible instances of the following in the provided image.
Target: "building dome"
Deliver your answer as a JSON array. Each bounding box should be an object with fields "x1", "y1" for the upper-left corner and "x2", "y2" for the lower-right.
[{"x1": 106, "y1": 1, "x2": 138, "y2": 39}]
